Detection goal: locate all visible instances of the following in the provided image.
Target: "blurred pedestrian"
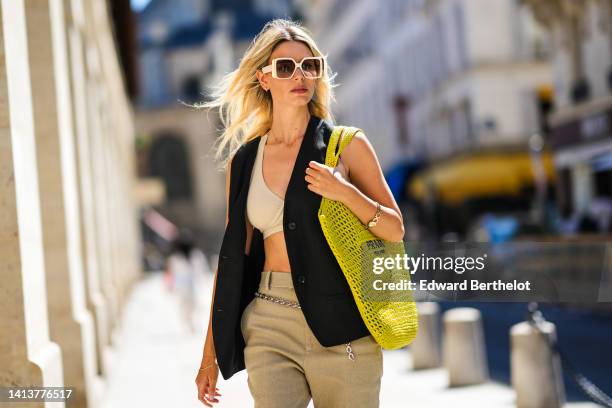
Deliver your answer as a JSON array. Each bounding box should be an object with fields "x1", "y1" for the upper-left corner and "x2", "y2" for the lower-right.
[
  {"x1": 589, "y1": 196, "x2": 612, "y2": 233},
  {"x1": 167, "y1": 228, "x2": 207, "y2": 334}
]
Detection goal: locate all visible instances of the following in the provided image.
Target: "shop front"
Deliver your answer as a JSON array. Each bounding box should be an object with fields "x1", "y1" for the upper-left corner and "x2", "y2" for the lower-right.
[{"x1": 550, "y1": 95, "x2": 612, "y2": 233}]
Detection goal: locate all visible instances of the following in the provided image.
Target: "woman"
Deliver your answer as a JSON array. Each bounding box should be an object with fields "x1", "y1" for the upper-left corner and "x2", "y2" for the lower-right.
[{"x1": 195, "y1": 18, "x2": 405, "y2": 407}]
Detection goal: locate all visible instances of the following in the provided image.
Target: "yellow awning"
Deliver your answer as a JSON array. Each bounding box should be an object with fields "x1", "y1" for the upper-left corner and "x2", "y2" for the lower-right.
[{"x1": 408, "y1": 150, "x2": 556, "y2": 205}]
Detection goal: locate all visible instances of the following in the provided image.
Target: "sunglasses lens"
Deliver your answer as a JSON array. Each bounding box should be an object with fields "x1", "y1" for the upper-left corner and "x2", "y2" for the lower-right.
[
  {"x1": 276, "y1": 59, "x2": 296, "y2": 78},
  {"x1": 302, "y1": 58, "x2": 322, "y2": 78}
]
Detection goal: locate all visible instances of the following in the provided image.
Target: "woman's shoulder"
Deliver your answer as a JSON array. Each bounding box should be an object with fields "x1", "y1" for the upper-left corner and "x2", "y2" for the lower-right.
[
  {"x1": 226, "y1": 136, "x2": 264, "y2": 197},
  {"x1": 227, "y1": 137, "x2": 260, "y2": 179},
  {"x1": 328, "y1": 123, "x2": 366, "y2": 149},
  {"x1": 232, "y1": 136, "x2": 261, "y2": 163},
  {"x1": 335, "y1": 125, "x2": 370, "y2": 173}
]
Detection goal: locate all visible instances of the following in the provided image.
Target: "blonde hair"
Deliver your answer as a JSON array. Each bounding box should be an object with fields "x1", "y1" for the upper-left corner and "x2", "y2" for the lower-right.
[{"x1": 198, "y1": 18, "x2": 338, "y2": 172}]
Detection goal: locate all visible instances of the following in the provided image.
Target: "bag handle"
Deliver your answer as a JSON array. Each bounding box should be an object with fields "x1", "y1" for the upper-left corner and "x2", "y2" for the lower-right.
[{"x1": 325, "y1": 126, "x2": 362, "y2": 167}]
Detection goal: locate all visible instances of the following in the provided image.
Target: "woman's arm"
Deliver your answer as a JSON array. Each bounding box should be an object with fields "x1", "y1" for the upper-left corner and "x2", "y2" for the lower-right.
[{"x1": 305, "y1": 130, "x2": 405, "y2": 242}]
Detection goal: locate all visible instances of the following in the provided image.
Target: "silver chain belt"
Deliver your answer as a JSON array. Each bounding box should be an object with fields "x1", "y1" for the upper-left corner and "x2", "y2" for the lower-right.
[
  {"x1": 252, "y1": 291, "x2": 356, "y2": 361},
  {"x1": 254, "y1": 291, "x2": 302, "y2": 308}
]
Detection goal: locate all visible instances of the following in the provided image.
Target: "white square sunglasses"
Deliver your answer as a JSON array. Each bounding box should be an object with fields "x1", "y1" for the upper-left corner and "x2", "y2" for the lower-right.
[{"x1": 261, "y1": 56, "x2": 324, "y2": 79}]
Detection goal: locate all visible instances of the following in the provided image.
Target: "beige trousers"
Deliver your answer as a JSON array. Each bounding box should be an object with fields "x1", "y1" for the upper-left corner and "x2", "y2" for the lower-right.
[{"x1": 240, "y1": 270, "x2": 383, "y2": 408}]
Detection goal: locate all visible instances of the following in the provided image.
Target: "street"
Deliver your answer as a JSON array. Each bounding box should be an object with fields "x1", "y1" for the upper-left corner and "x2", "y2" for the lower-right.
[{"x1": 99, "y1": 272, "x2": 600, "y2": 408}]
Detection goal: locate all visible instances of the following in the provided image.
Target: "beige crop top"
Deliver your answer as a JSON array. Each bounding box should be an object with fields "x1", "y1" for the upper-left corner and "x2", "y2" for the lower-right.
[{"x1": 247, "y1": 134, "x2": 285, "y2": 239}]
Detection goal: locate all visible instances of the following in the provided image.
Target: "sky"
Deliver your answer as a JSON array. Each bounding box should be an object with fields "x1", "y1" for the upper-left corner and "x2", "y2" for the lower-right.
[{"x1": 131, "y1": 0, "x2": 152, "y2": 12}]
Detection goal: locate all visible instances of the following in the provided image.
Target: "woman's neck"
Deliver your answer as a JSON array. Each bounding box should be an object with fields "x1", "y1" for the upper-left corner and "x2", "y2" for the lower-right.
[{"x1": 268, "y1": 106, "x2": 311, "y2": 146}]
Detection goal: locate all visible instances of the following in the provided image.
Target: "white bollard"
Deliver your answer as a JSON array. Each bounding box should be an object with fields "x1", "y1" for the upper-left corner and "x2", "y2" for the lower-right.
[
  {"x1": 511, "y1": 321, "x2": 565, "y2": 408},
  {"x1": 411, "y1": 302, "x2": 441, "y2": 369},
  {"x1": 443, "y1": 307, "x2": 489, "y2": 386}
]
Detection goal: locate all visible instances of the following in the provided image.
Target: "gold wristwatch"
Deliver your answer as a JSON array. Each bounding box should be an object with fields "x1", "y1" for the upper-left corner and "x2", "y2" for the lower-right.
[{"x1": 365, "y1": 201, "x2": 382, "y2": 230}]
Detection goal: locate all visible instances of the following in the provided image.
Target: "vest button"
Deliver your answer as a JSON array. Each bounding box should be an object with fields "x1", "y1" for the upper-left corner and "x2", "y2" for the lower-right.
[
  {"x1": 288, "y1": 221, "x2": 296, "y2": 230},
  {"x1": 298, "y1": 275, "x2": 306, "y2": 284}
]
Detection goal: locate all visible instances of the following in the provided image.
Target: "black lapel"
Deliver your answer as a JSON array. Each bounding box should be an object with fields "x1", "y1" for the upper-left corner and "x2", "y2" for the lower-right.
[{"x1": 283, "y1": 115, "x2": 325, "y2": 202}]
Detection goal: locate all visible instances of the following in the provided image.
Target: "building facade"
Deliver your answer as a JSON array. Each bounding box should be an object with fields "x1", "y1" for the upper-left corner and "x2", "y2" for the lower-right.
[
  {"x1": 525, "y1": 0, "x2": 612, "y2": 233},
  {"x1": 1, "y1": 0, "x2": 140, "y2": 406},
  {"x1": 311, "y1": 0, "x2": 553, "y2": 169}
]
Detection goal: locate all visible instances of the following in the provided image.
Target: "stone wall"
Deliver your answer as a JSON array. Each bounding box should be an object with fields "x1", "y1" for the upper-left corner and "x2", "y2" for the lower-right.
[{"x1": 0, "y1": 1, "x2": 140, "y2": 407}]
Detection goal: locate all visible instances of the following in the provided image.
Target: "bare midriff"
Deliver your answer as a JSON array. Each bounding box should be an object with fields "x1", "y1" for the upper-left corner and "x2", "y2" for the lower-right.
[
  {"x1": 243, "y1": 215, "x2": 291, "y2": 273},
  {"x1": 262, "y1": 232, "x2": 291, "y2": 272}
]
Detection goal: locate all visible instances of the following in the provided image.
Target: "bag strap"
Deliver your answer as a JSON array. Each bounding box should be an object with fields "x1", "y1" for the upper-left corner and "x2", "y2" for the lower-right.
[{"x1": 325, "y1": 126, "x2": 362, "y2": 167}]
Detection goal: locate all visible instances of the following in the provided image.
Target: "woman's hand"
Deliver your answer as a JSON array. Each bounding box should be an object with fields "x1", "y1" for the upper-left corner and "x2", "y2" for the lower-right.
[
  {"x1": 305, "y1": 160, "x2": 351, "y2": 202},
  {"x1": 307, "y1": 130, "x2": 406, "y2": 242},
  {"x1": 195, "y1": 363, "x2": 221, "y2": 406}
]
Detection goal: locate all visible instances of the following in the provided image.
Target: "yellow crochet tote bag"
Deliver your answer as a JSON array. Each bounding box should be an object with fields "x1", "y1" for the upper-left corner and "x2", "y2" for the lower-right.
[{"x1": 318, "y1": 125, "x2": 419, "y2": 349}]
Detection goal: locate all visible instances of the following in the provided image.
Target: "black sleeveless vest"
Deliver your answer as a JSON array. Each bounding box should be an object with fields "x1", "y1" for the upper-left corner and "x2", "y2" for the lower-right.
[{"x1": 212, "y1": 115, "x2": 370, "y2": 380}]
